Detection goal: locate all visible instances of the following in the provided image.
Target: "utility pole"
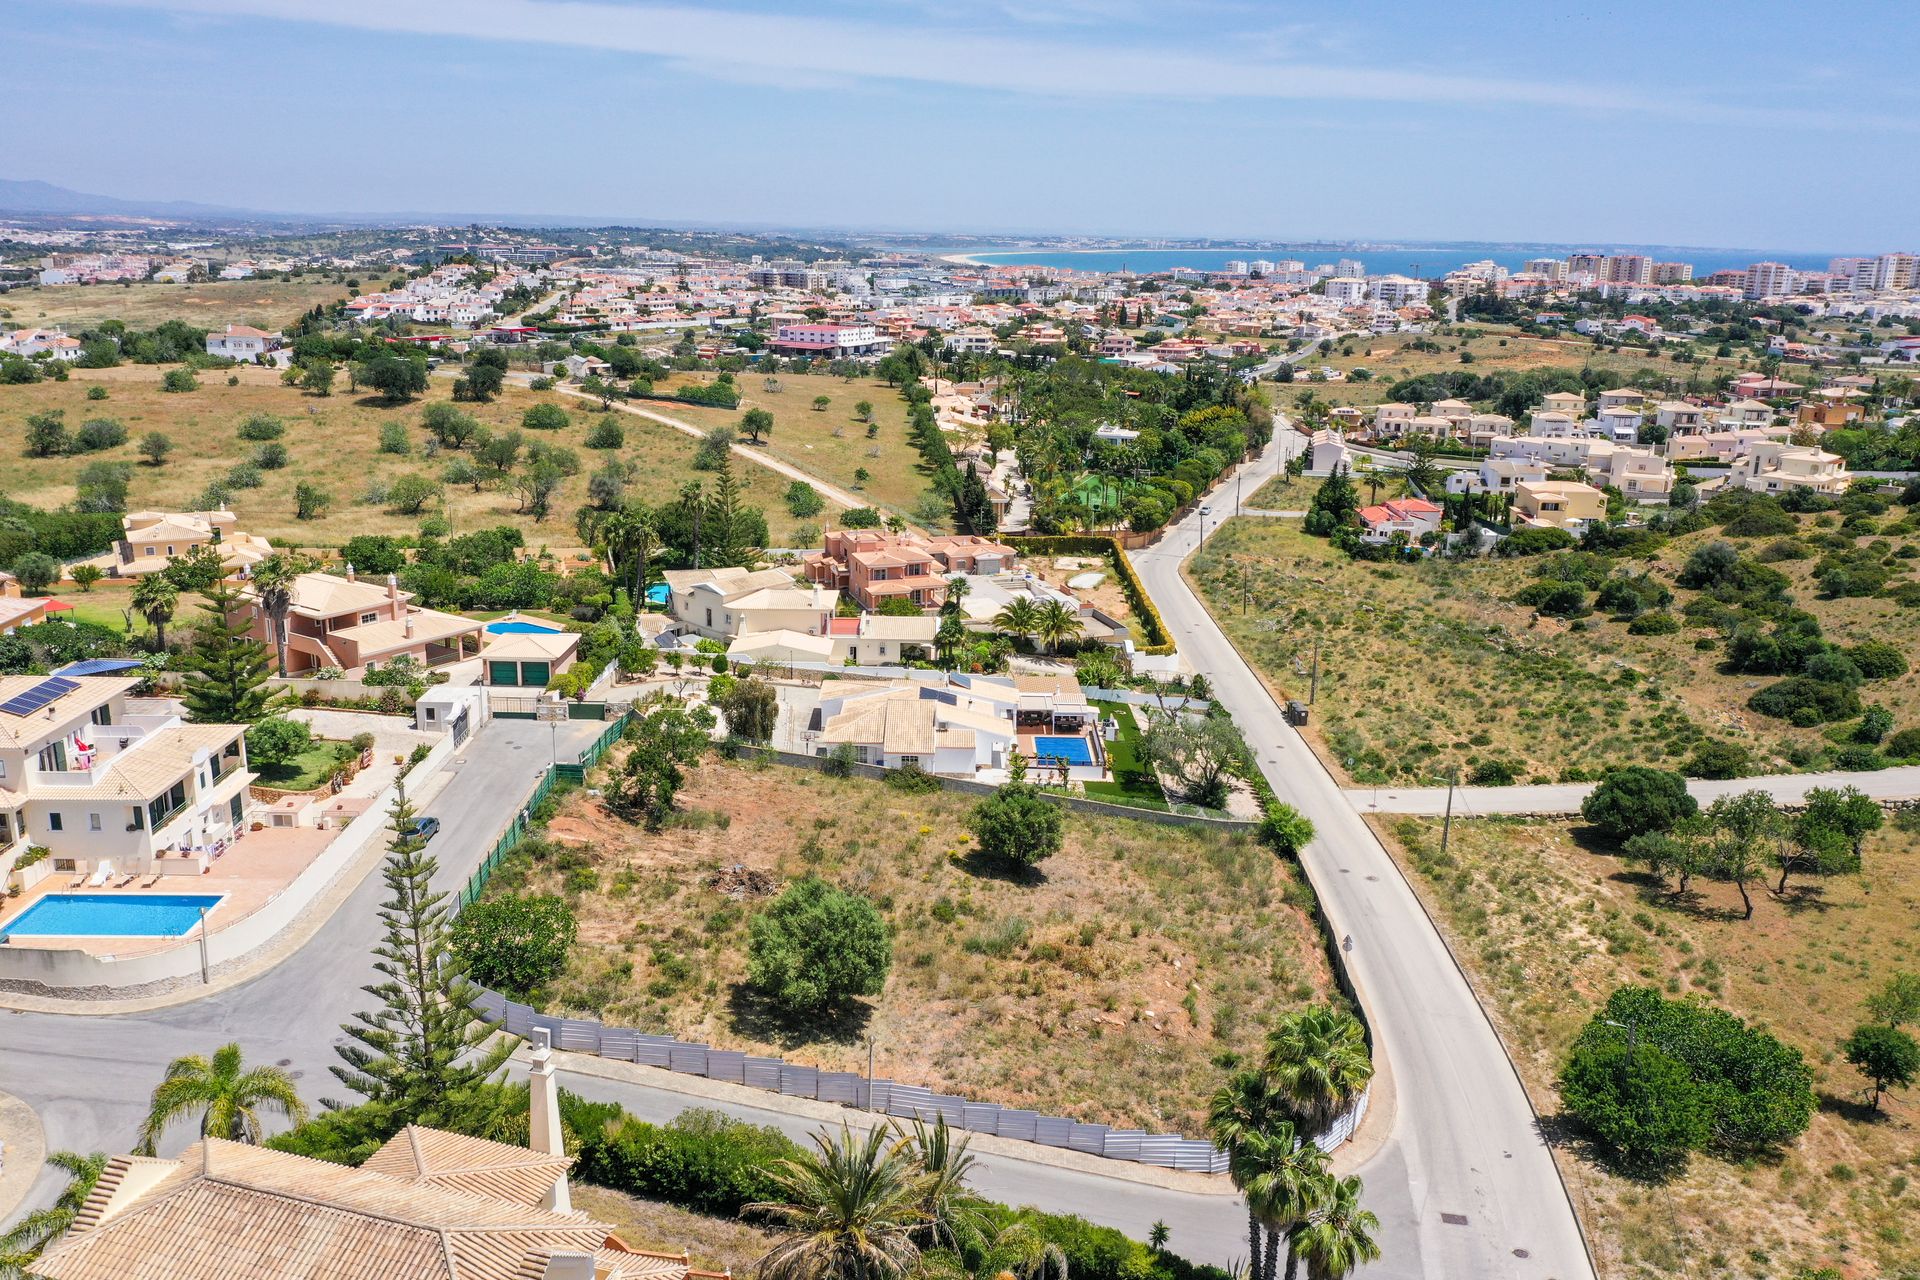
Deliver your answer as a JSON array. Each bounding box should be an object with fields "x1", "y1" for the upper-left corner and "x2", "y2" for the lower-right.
[
  {"x1": 1440, "y1": 765, "x2": 1458, "y2": 861},
  {"x1": 1309, "y1": 634, "x2": 1321, "y2": 705}
]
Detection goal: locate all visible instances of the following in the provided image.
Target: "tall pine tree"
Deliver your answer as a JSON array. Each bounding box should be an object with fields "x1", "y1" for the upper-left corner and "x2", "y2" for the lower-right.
[
  {"x1": 180, "y1": 582, "x2": 281, "y2": 723},
  {"x1": 331, "y1": 790, "x2": 513, "y2": 1127},
  {"x1": 702, "y1": 454, "x2": 760, "y2": 568},
  {"x1": 951, "y1": 461, "x2": 997, "y2": 535}
]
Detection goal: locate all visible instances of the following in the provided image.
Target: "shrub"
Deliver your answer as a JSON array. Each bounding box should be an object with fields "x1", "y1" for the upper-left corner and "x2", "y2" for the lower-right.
[
  {"x1": 378, "y1": 421, "x2": 410, "y2": 455},
  {"x1": 237, "y1": 412, "x2": 284, "y2": 440},
  {"x1": 839, "y1": 506, "x2": 882, "y2": 529},
  {"x1": 1627, "y1": 611, "x2": 1680, "y2": 636},
  {"x1": 1559, "y1": 1035, "x2": 1710, "y2": 1174},
  {"x1": 1747, "y1": 677, "x2": 1861, "y2": 726},
  {"x1": 1613, "y1": 987, "x2": 1811, "y2": 1151},
  {"x1": 571, "y1": 1107, "x2": 799, "y2": 1217},
  {"x1": 971, "y1": 782, "x2": 1064, "y2": 869},
  {"x1": 584, "y1": 418, "x2": 624, "y2": 449},
  {"x1": 1885, "y1": 728, "x2": 1920, "y2": 762},
  {"x1": 746, "y1": 876, "x2": 892, "y2": 1015},
  {"x1": 244, "y1": 716, "x2": 313, "y2": 768},
  {"x1": 1849, "y1": 641, "x2": 1908, "y2": 680},
  {"x1": 1684, "y1": 740, "x2": 1751, "y2": 780},
  {"x1": 523, "y1": 402, "x2": 570, "y2": 432},
  {"x1": 253, "y1": 441, "x2": 290, "y2": 470},
  {"x1": 1580, "y1": 766, "x2": 1697, "y2": 842},
  {"x1": 449, "y1": 894, "x2": 577, "y2": 997},
  {"x1": 1493, "y1": 527, "x2": 1575, "y2": 557},
  {"x1": 1843, "y1": 1023, "x2": 1920, "y2": 1112},
  {"x1": 138, "y1": 431, "x2": 174, "y2": 465},
  {"x1": 1257, "y1": 802, "x2": 1315, "y2": 854},
  {"x1": 73, "y1": 417, "x2": 127, "y2": 452},
  {"x1": 161, "y1": 367, "x2": 198, "y2": 392},
  {"x1": 1831, "y1": 744, "x2": 1887, "y2": 772},
  {"x1": 784, "y1": 480, "x2": 824, "y2": 518},
  {"x1": 1467, "y1": 758, "x2": 1519, "y2": 786},
  {"x1": 1720, "y1": 501, "x2": 1797, "y2": 538}
]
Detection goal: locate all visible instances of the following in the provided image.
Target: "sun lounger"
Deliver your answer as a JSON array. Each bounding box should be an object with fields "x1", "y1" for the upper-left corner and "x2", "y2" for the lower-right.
[
  {"x1": 141, "y1": 873, "x2": 163, "y2": 888},
  {"x1": 69, "y1": 874, "x2": 86, "y2": 888},
  {"x1": 85, "y1": 862, "x2": 114, "y2": 888},
  {"x1": 114, "y1": 873, "x2": 136, "y2": 888}
]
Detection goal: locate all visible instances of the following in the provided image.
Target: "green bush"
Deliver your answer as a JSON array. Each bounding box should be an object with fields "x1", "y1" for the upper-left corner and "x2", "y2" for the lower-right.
[
  {"x1": 972, "y1": 782, "x2": 1064, "y2": 869},
  {"x1": 1256, "y1": 801, "x2": 1316, "y2": 854},
  {"x1": 1849, "y1": 641, "x2": 1908, "y2": 680},
  {"x1": 1747, "y1": 677, "x2": 1861, "y2": 726},
  {"x1": 450, "y1": 895, "x2": 578, "y2": 997},
  {"x1": 1581, "y1": 766, "x2": 1697, "y2": 842},
  {"x1": 1683, "y1": 740, "x2": 1751, "y2": 781},
  {"x1": 237, "y1": 412, "x2": 284, "y2": 440},
  {"x1": 1885, "y1": 728, "x2": 1920, "y2": 762},
  {"x1": 1627, "y1": 611, "x2": 1681, "y2": 636},
  {"x1": 1559, "y1": 1035, "x2": 1710, "y2": 1174},
  {"x1": 746, "y1": 876, "x2": 892, "y2": 1015}
]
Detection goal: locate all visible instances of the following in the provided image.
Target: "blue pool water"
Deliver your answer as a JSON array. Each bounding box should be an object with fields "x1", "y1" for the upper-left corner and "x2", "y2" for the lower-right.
[
  {"x1": 485, "y1": 620, "x2": 565, "y2": 636},
  {"x1": 1, "y1": 893, "x2": 224, "y2": 939},
  {"x1": 1032, "y1": 735, "x2": 1095, "y2": 766},
  {"x1": 645, "y1": 584, "x2": 671, "y2": 606}
]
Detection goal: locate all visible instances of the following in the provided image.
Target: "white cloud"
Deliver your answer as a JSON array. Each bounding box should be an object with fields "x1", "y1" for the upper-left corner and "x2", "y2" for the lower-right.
[{"x1": 78, "y1": 0, "x2": 1915, "y2": 130}]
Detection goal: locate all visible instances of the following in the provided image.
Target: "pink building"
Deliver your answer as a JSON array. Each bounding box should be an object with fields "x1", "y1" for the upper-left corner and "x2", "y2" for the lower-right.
[
  {"x1": 239, "y1": 570, "x2": 484, "y2": 675},
  {"x1": 802, "y1": 531, "x2": 1018, "y2": 612}
]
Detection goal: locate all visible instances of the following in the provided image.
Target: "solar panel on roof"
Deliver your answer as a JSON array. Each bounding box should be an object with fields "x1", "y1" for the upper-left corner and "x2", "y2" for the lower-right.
[{"x1": 0, "y1": 675, "x2": 80, "y2": 717}]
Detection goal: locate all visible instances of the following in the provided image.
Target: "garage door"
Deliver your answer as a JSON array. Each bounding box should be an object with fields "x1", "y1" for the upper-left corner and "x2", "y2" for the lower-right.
[
  {"x1": 488, "y1": 660, "x2": 520, "y2": 686},
  {"x1": 520, "y1": 661, "x2": 551, "y2": 686}
]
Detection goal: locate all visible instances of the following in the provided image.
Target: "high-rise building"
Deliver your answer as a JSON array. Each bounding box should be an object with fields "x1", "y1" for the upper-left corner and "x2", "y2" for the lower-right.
[
  {"x1": 1249, "y1": 259, "x2": 1275, "y2": 275},
  {"x1": 1873, "y1": 253, "x2": 1918, "y2": 291},
  {"x1": 1223, "y1": 259, "x2": 1249, "y2": 275},
  {"x1": 1335, "y1": 258, "x2": 1366, "y2": 279},
  {"x1": 1743, "y1": 261, "x2": 1798, "y2": 298},
  {"x1": 1567, "y1": 253, "x2": 1608, "y2": 278},
  {"x1": 1606, "y1": 255, "x2": 1653, "y2": 284},
  {"x1": 1652, "y1": 261, "x2": 1694, "y2": 284},
  {"x1": 1524, "y1": 257, "x2": 1569, "y2": 281}
]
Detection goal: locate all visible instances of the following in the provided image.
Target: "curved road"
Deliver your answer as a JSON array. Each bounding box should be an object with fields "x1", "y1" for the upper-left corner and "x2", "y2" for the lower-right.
[{"x1": 1131, "y1": 429, "x2": 1595, "y2": 1279}]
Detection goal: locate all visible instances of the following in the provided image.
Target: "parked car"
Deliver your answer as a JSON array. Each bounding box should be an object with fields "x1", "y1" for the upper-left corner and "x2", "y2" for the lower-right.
[{"x1": 399, "y1": 815, "x2": 441, "y2": 843}]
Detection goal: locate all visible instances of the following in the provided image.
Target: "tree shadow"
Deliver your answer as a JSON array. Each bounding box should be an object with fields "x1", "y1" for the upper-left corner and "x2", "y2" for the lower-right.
[
  {"x1": 954, "y1": 848, "x2": 1048, "y2": 886},
  {"x1": 1771, "y1": 883, "x2": 1837, "y2": 916},
  {"x1": 1816, "y1": 1089, "x2": 1886, "y2": 1126},
  {"x1": 1532, "y1": 1112, "x2": 1688, "y2": 1186},
  {"x1": 725, "y1": 983, "x2": 874, "y2": 1051}
]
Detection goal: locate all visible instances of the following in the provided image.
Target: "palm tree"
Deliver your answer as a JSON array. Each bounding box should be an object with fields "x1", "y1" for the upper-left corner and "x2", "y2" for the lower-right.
[
  {"x1": 0, "y1": 1150, "x2": 107, "y2": 1279},
  {"x1": 1209, "y1": 1069, "x2": 1288, "y2": 1280},
  {"x1": 1263, "y1": 1007, "x2": 1374, "y2": 1136},
  {"x1": 975, "y1": 1212, "x2": 1069, "y2": 1280},
  {"x1": 993, "y1": 597, "x2": 1040, "y2": 648},
  {"x1": 1033, "y1": 599, "x2": 1082, "y2": 655},
  {"x1": 1233, "y1": 1125, "x2": 1329, "y2": 1280},
  {"x1": 135, "y1": 1042, "x2": 308, "y2": 1156},
  {"x1": 1294, "y1": 1176, "x2": 1380, "y2": 1280},
  {"x1": 249, "y1": 551, "x2": 314, "y2": 676},
  {"x1": 130, "y1": 573, "x2": 179, "y2": 651},
  {"x1": 892, "y1": 1116, "x2": 982, "y2": 1251},
  {"x1": 941, "y1": 574, "x2": 970, "y2": 616},
  {"x1": 748, "y1": 1124, "x2": 925, "y2": 1280}
]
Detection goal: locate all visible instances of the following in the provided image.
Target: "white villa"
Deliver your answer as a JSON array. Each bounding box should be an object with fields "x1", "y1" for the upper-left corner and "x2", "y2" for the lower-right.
[
  {"x1": 1725, "y1": 442, "x2": 1851, "y2": 495},
  {"x1": 0, "y1": 675, "x2": 253, "y2": 879}
]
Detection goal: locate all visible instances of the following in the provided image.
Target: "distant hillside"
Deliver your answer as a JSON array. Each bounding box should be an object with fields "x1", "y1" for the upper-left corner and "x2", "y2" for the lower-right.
[{"x1": 0, "y1": 178, "x2": 269, "y2": 221}]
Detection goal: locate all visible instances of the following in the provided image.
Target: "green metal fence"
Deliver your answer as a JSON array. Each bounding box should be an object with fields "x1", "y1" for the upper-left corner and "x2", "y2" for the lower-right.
[{"x1": 458, "y1": 708, "x2": 634, "y2": 907}]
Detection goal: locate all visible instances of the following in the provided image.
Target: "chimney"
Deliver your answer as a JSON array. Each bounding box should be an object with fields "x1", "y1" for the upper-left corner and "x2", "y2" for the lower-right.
[
  {"x1": 344, "y1": 562, "x2": 356, "y2": 582},
  {"x1": 387, "y1": 572, "x2": 401, "y2": 605},
  {"x1": 540, "y1": 1255, "x2": 595, "y2": 1280},
  {"x1": 528, "y1": 1027, "x2": 571, "y2": 1213},
  {"x1": 405, "y1": 615, "x2": 415, "y2": 639}
]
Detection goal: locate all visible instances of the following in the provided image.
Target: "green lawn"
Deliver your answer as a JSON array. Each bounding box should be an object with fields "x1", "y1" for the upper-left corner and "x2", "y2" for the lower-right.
[
  {"x1": 253, "y1": 740, "x2": 349, "y2": 791},
  {"x1": 1079, "y1": 700, "x2": 1165, "y2": 805}
]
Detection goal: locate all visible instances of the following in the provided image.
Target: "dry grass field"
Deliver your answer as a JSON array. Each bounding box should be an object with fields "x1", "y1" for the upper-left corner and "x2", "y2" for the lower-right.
[
  {"x1": 1189, "y1": 508, "x2": 1920, "y2": 787},
  {"x1": 0, "y1": 371, "x2": 785, "y2": 547},
  {"x1": 0, "y1": 278, "x2": 351, "y2": 331},
  {"x1": 571, "y1": 1184, "x2": 775, "y2": 1273},
  {"x1": 1378, "y1": 812, "x2": 1920, "y2": 1280},
  {"x1": 488, "y1": 756, "x2": 1334, "y2": 1136},
  {"x1": 1276, "y1": 327, "x2": 1756, "y2": 409},
  {"x1": 656, "y1": 372, "x2": 945, "y2": 517}
]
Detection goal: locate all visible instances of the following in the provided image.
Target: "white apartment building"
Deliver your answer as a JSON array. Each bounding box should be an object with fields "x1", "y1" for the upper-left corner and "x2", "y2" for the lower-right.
[
  {"x1": 0, "y1": 676, "x2": 253, "y2": 877},
  {"x1": 1324, "y1": 278, "x2": 1368, "y2": 304},
  {"x1": 1370, "y1": 275, "x2": 1429, "y2": 307},
  {"x1": 1726, "y1": 442, "x2": 1851, "y2": 495}
]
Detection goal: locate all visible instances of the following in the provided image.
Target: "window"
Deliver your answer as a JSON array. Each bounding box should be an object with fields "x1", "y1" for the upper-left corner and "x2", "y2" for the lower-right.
[
  {"x1": 88, "y1": 813, "x2": 101, "y2": 832},
  {"x1": 144, "y1": 545, "x2": 157, "y2": 556},
  {"x1": 898, "y1": 755, "x2": 920, "y2": 767},
  {"x1": 91, "y1": 705, "x2": 112, "y2": 726},
  {"x1": 47, "y1": 812, "x2": 63, "y2": 832},
  {"x1": 360, "y1": 612, "x2": 378, "y2": 625}
]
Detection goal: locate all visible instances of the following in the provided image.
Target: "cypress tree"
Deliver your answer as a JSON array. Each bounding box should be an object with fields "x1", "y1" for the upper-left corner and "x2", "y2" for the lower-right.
[
  {"x1": 331, "y1": 790, "x2": 512, "y2": 1125},
  {"x1": 179, "y1": 581, "x2": 280, "y2": 723}
]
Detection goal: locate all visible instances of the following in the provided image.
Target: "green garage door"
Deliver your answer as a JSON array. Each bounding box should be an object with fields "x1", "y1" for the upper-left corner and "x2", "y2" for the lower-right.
[
  {"x1": 520, "y1": 661, "x2": 551, "y2": 686},
  {"x1": 488, "y1": 660, "x2": 520, "y2": 686}
]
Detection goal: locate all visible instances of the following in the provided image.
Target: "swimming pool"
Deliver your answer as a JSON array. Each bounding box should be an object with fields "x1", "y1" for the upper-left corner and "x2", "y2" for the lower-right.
[
  {"x1": 485, "y1": 620, "x2": 565, "y2": 636},
  {"x1": 1031, "y1": 735, "x2": 1095, "y2": 767},
  {"x1": 0, "y1": 893, "x2": 224, "y2": 939}
]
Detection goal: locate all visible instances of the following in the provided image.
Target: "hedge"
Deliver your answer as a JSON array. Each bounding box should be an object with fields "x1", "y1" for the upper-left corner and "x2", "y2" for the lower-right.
[
  {"x1": 1004, "y1": 535, "x2": 1174, "y2": 654},
  {"x1": 630, "y1": 387, "x2": 741, "y2": 411},
  {"x1": 0, "y1": 507, "x2": 122, "y2": 564}
]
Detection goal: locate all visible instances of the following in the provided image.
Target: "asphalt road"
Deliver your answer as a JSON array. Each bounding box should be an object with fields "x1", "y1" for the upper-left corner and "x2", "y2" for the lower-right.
[
  {"x1": 0, "y1": 717, "x2": 1250, "y2": 1268},
  {"x1": 1130, "y1": 428, "x2": 1595, "y2": 1279},
  {"x1": 1349, "y1": 765, "x2": 1920, "y2": 816}
]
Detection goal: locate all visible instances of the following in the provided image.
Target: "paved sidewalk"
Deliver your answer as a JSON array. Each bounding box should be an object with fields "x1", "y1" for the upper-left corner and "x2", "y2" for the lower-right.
[
  {"x1": 1348, "y1": 763, "x2": 1920, "y2": 816},
  {"x1": 0, "y1": 1090, "x2": 47, "y2": 1226}
]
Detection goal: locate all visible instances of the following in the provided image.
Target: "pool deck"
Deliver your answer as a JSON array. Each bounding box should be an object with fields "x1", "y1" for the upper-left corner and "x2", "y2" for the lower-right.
[{"x1": 0, "y1": 826, "x2": 338, "y2": 958}]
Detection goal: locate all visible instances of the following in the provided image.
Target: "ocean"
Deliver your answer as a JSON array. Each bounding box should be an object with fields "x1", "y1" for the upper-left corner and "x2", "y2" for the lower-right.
[{"x1": 948, "y1": 245, "x2": 1850, "y2": 278}]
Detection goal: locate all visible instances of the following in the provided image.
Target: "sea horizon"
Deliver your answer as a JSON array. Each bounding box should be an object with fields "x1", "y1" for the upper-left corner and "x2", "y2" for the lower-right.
[{"x1": 936, "y1": 244, "x2": 1852, "y2": 278}]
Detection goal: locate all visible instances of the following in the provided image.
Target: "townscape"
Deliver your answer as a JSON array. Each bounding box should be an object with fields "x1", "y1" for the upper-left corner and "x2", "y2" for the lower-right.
[{"x1": 3, "y1": 7, "x2": 1919, "y2": 1280}]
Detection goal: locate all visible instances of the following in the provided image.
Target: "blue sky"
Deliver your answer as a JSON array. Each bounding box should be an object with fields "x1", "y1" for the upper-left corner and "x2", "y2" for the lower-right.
[{"x1": 10, "y1": 1, "x2": 1918, "y2": 251}]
